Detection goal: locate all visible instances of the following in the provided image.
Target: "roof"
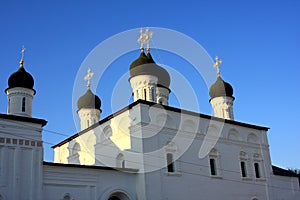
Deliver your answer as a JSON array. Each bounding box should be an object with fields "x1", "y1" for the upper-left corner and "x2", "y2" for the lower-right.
[
  {"x1": 52, "y1": 100, "x2": 269, "y2": 148},
  {"x1": 0, "y1": 113, "x2": 47, "y2": 127},
  {"x1": 272, "y1": 165, "x2": 299, "y2": 178},
  {"x1": 43, "y1": 161, "x2": 138, "y2": 173}
]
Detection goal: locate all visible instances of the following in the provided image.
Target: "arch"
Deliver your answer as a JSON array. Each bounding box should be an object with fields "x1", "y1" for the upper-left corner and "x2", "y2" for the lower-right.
[
  {"x1": 116, "y1": 153, "x2": 125, "y2": 168},
  {"x1": 247, "y1": 133, "x2": 259, "y2": 143},
  {"x1": 72, "y1": 142, "x2": 81, "y2": 155},
  {"x1": 100, "y1": 188, "x2": 132, "y2": 200},
  {"x1": 182, "y1": 119, "x2": 196, "y2": 133},
  {"x1": 206, "y1": 124, "x2": 220, "y2": 138},
  {"x1": 227, "y1": 128, "x2": 240, "y2": 141},
  {"x1": 156, "y1": 113, "x2": 176, "y2": 129},
  {"x1": 102, "y1": 125, "x2": 112, "y2": 141},
  {"x1": 62, "y1": 193, "x2": 73, "y2": 200}
]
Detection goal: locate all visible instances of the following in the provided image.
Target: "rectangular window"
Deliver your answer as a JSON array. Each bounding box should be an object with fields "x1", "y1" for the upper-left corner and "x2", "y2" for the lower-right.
[
  {"x1": 241, "y1": 161, "x2": 247, "y2": 177},
  {"x1": 167, "y1": 153, "x2": 174, "y2": 172},
  {"x1": 210, "y1": 158, "x2": 217, "y2": 175},
  {"x1": 254, "y1": 162, "x2": 260, "y2": 178}
]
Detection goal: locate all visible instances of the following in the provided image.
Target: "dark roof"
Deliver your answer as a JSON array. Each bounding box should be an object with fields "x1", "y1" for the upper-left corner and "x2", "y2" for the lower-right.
[
  {"x1": 6, "y1": 66, "x2": 35, "y2": 93},
  {"x1": 0, "y1": 113, "x2": 47, "y2": 126},
  {"x1": 43, "y1": 161, "x2": 138, "y2": 173},
  {"x1": 272, "y1": 165, "x2": 299, "y2": 177},
  {"x1": 77, "y1": 89, "x2": 101, "y2": 111},
  {"x1": 52, "y1": 99, "x2": 269, "y2": 148},
  {"x1": 129, "y1": 51, "x2": 170, "y2": 88},
  {"x1": 209, "y1": 76, "x2": 234, "y2": 100}
]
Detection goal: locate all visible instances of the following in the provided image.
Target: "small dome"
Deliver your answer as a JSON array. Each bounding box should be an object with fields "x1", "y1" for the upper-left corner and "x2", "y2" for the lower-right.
[
  {"x1": 6, "y1": 66, "x2": 34, "y2": 92},
  {"x1": 77, "y1": 89, "x2": 101, "y2": 110},
  {"x1": 129, "y1": 51, "x2": 170, "y2": 88},
  {"x1": 209, "y1": 77, "x2": 234, "y2": 100}
]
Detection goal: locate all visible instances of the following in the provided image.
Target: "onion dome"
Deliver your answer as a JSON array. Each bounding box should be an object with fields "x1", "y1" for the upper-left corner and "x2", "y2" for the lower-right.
[
  {"x1": 5, "y1": 60, "x2": 35, "y2": 93},
  {"x1": 209, "y1": 76, "x2": 234, "y2": 100},
  {"x1": 129, "y1": 51, "x2": 170, "y2": 88},
  {"x1": 77, "y1": 89, "x2": 101, "y2": 110}
]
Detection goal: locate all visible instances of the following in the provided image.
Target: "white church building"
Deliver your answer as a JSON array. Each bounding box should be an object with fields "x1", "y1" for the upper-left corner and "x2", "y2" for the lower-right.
[{"x1": 0, "y1": 31, "x2": 299, "y2": 200}]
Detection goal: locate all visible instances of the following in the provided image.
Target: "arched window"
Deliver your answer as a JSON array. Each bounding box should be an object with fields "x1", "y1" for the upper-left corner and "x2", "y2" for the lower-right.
[
  {"x1": 208, "y1": 148, "x2": 221, "y2": 177},
  {"x1": 254, "y1": 162, "x2": 260, "y2": 178},
  {"x1": 87, "y1": 119, "x2": 90, "y2": 127},
  {"x1": 108, "y1": 196, "x2": 121, "y2": 200},
  {"x1": 241, "y1": 161, "x2": 247, "y2": 177},
  {"x1": 22, "y1": 97, "x2": 26, "y2": 112},
  {"x1": 209, "y1": 158, "x2": 217, "y2": 175},
  {"x1": 144, "y1": 88, "x2": 147, "y2": 100},
  {"x1": 166, "y1": 153, "x2": 174, "y2": 173},
  {"x1": 151, "y1": 87, "x2": 155, "y2": 101},
  {"x1": 8, "y1": 99, "x2": 10, "y2": 113},
  {"x1": 62, "y1": 193, "x2": 72, "y2": 200}
]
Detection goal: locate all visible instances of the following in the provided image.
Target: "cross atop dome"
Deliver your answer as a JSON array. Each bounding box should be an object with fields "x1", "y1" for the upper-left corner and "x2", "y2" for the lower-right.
[
  {"x1": 20, "y1": 45, "x2": 26, "y2": 68},
  {"x1": 137, "y1": 28, "x2": 153, "y2": 52},
  {"x1": 213, "y1": 56, "x2": 222, "y2": 77},
  {"x1": 84, "y1": 68, "x2": 94, "y2": 89}
]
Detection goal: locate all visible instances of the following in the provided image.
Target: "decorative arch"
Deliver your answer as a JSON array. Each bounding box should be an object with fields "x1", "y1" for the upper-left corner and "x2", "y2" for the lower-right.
[
  {"x1": 182, "y1": 119, "x2": 196, "y2": 133},
  {"x1": 72, "y1": 142, "x2": 81, "y2": 155},
  {"x1": 247, "y1": 133, "x2": 259, "y2": 143},
  {"x1": 102, "y1": 125, "x2": 112, "y2": 141},
  {"x1": 100, "y1": 188, "x2": 132, "y2": 200},
  {"x1": 61, "y1": 193, "x2": 73, "y2": 200},
  {"x1": 116, "y1": 153, "x2": 125, "y2": 168},
  {"x1": 227, "y1": 128, "x2": 240, "y2": 141},
  {"x1": 156, "y1": 113, "x2": 176, "y2": 129}
]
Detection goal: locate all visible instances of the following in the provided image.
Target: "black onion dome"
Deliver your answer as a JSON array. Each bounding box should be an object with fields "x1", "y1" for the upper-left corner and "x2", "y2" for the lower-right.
[
  {"x1": 129, "y1": 51, "x2": 170, "y2": 88},
  {"x1": 77, "y1": 89, "x2": 101, "y2": 110},
  {"x1": 209, "y1": 77, "x2": 234, "y2": 100},
  {"x1": 6, "y1": 66, "x2": 34, "y2": 92}
]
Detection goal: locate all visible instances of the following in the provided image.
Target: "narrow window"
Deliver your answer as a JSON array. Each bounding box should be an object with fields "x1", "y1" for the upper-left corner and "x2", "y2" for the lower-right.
[
  {"x1": 144, "y1": 88, "x2": 147, "y2": 100},
  {"x1": 22, "y1": 97, "x2": 26, "y2": 112},
  {"x1": 121, "y1": 160, "x2": 125, "y2": 168},
  {"x1": 8, "y1": 99, "x2": 10, "y2": 113},
  {"x1": 151, "y1": 88, "x2": 155, "y2": 100},
  {"x1": 136, "y1": 90, "x2": 139, "y2": 99},
  {"x1": 254, "y1": 163, "x2": 260, "y2": 178},
  {"x1": 87, "y1": 120, "x2": 90, "y2": 127},
  {"x1": 210, "y1": 158, "x2": 217, "y2": 175},
  {"x1": 241, "y1": 161, "x2": 247, "y2": 177},
  {"x1": 167, "y1": 153, "x2": 174, "y2": 172}
]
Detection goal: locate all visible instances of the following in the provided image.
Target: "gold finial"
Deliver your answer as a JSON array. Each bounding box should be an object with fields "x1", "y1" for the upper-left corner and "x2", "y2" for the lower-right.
[
  {"x1": 84, "y1": 68, "x2": 94, "y2": 89},
  {"x1": 19, "y1": 45, "x2": 26, "y2": 67},
  {"x1": 213, "y1": 56, "x2": 222, "y2": 77},
  {"x1": 137, "y1": 27, "x2": 153, "y2": 52}
]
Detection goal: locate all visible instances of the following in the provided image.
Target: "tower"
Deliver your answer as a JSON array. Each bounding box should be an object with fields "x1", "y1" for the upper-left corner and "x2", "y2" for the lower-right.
[
  {"x1": 209, "y1": 56, "x2": 235, "y2": 120},
  {"x1": 129, "y1": 28, "x2": 171, "y2": 105},
  {"x1": 0, "y1": 47, "x2": 47, "y2": 200},
  {"x1": 77, "y1": 68, "x2": 101, "y2": 131},
  {"x1": 5, "y1": 46, "x2": 35, "y2": 117}
]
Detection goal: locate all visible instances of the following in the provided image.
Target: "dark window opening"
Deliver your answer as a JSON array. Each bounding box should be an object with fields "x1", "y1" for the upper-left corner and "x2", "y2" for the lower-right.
[
  {"x1": 108, "y1": 196, "x2": 121, "y2": 200},
  {"x1": 144, "y1": 89, "x2": 147, "y2": 100},
  {"x1": 22, "y1": 97, "x2": 26, "y2": 112},
  {"x1": 210, "y1": 158, "x2": 217, "y2": 175},
  {"x1": 254, "y1": 162, "x2": 260, "y2": 178},
  {"x1": 241, "y1": 161, "x2": 247, "y2": 177},
  {"x1": 167, "y1": 153, "x2": 174, "y2": 172}
]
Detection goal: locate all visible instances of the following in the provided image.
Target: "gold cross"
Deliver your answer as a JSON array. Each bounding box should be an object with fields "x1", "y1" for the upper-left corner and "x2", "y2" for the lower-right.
[
  {"x1": 137, "y1": 28, "x2": 153, "y2": 51},
  {"x1": 84, "y1": 68, "x2": 94, "y2": 89},
  {"x1": 19, "y1": 45, "x2": 26, "y2": 67},
  {"x1": 213, "y1": 56, "x2": 222, "y2": 77}
]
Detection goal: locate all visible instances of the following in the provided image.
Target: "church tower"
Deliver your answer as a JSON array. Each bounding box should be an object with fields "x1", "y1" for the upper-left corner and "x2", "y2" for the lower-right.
[
  {"x1": 77, "y1": 68, "x2": 101, "y2": 131},
  {"x1": 5, "y1": 46, "x2": 35, "y2": 117},
  {"x1": 129, "y1": 28, "x2": 171, "y2": 105},
  {"x1": 209, "y1": 56, "x2": 235, "y2": 120}
]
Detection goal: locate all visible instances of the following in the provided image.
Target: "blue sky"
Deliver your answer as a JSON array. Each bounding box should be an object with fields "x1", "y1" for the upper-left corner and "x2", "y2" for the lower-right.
[{"x1": 0, "y1": 0, "x2": 299, "y2": 169}]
